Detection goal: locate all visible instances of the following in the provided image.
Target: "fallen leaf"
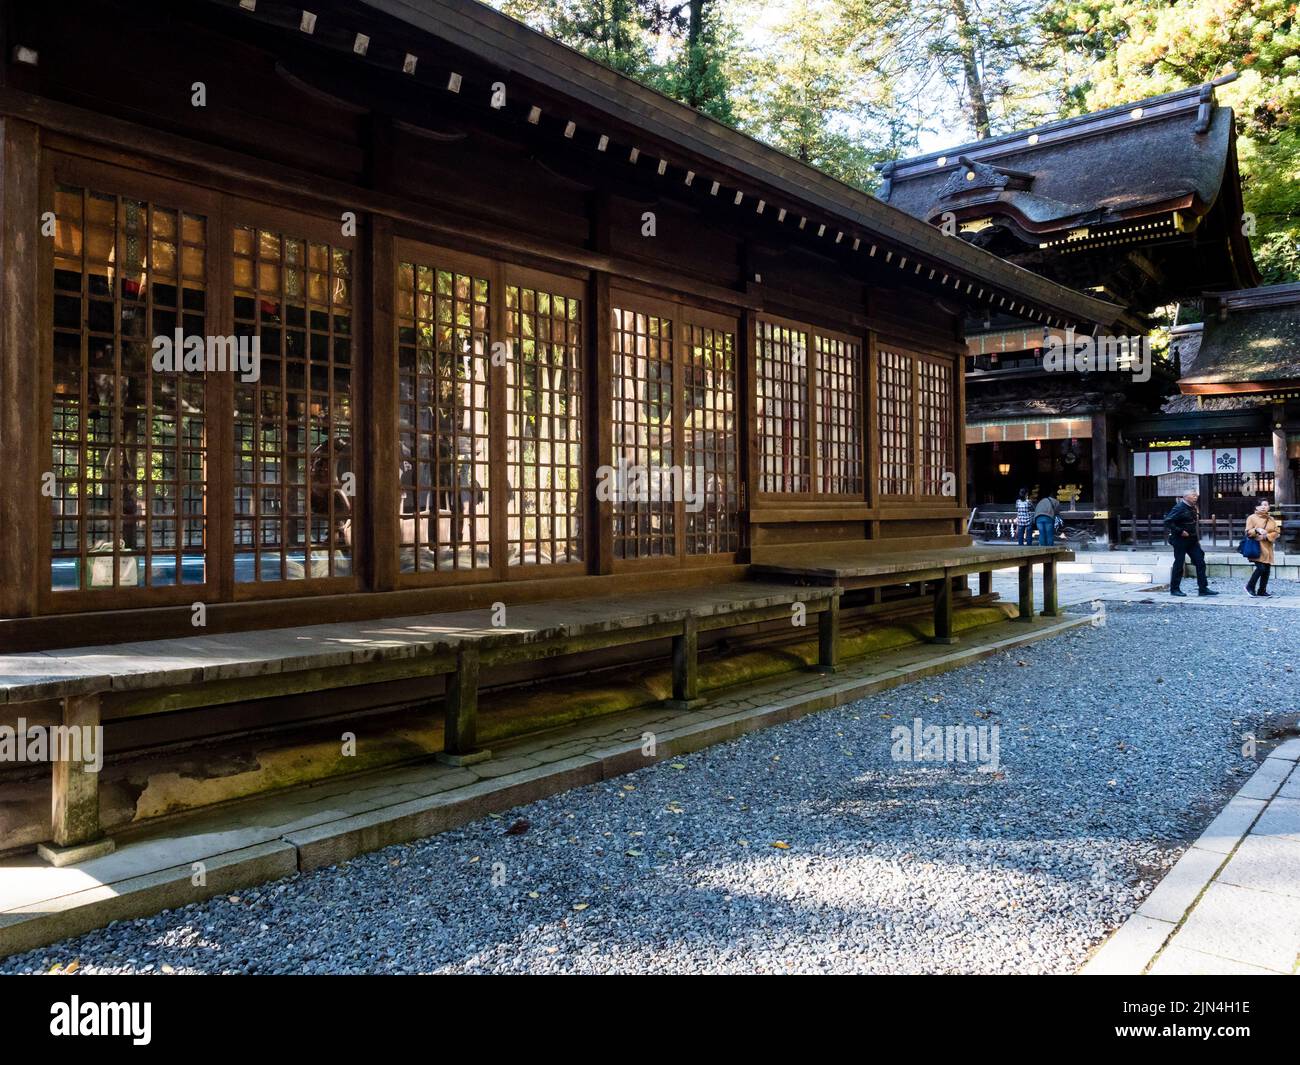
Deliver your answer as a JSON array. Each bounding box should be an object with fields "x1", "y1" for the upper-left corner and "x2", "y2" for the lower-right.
[
  {"x1": 670, "y1": 763, "x2": 686, "y2": 770},
  {"x1": 770, "y1": 841, "x2": 791, "y2": 850},
  {"x1": 528, "y1": 891, "x2": 540, "y2": 899},
  {"x1": 572, "y1": 902, "x2": 589, "y2": 911},
  {"x1": 161, "y1": 963, "x2": 175, "y2": 974},
  {"x1": 505, "y1": 818, "x2": 530, "y2": 836},
  {"x1": 64, "y1": 960, "x2": 80, "y2": 975},
  {"x1": 625, "y1": 849, "x2": 643, "y2": 857}
]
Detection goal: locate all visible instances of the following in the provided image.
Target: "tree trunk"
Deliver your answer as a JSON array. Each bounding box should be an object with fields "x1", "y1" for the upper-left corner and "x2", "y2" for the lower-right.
[{"x1": 949, "y1": 0, "x2": 991, "y2": 138}]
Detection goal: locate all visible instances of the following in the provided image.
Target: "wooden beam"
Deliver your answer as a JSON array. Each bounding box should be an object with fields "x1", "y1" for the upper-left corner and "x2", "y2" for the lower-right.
[
  {"x1": 439, "y1": 643, "x2": 487, "y2": 763},
  {"x1": 817, "y1": 593, "x2": 841, "y2": 672},
  {"x1": 1016, "y1": 563, "x2": 1034, "y2": 621},
  {"x1": 591, "y1": 270, "x2": 613, "y2": 575},
  {"x1": 51, "y1": 692, "x2": 103, "y2": 848},
  {"x1": 978, "y1": 570, "x2": 992, "y2": 596},
  {"x1": 367, "y1": 214, "x2": 398, "y2": 591},
  {"x1": 666, "y1": 615, "x2": 702, "y2": 709},
  {"x1": 931, "y1": 574, "x2": 957, "y2": 643},
  {"x1": 0, "y1": 117, "x2": 41, "y2": 619},
  {"x1": 1040, "y1": 559, "x2": 1060, "y2": 617}
]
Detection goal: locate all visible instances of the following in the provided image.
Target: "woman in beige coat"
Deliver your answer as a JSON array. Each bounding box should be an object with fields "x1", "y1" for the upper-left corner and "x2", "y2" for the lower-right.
[{"x1": 1245, "y1": 499, "x2": 1282, "y2": 597}]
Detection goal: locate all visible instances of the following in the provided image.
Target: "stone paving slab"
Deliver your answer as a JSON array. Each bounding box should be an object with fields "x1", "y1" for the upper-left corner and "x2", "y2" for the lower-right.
[
  {"x1": 0, "y1": 611, "x2": 1086, "y2": 959},
  {"x1": 1147, "y1": 944, "x2": 1283, "y2": 976},
  {"x1": 1216, "y1": 834, "x2": 1300, "y2": 899},
  {"x1": 1170, "y1": 882, "x2": 1300, "y2": 973},
  {"x1": 1081, "y1": 749, "x2": 1300, "y2": 975}
]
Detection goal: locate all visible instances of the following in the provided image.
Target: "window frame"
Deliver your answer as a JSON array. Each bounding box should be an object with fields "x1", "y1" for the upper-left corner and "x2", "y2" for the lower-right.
[
  {"x1": 38, "y1": 152, "x2": 226, "y2": 613},
  {"x1": 391, "y1": 238, "x2": 589, "y2": 588},
  {"x1": 752, "y1": 312, "x2": 866, "y2": 504},
  {"x1": 608, "y1": 286, "x2": 741, "y2": 572},
  {"x1": 38, "y1": 155, "x2": 367, "y2": 611},
  {"x1": 227, "y1": 196, "x2": 363, "y2": 601},
  {"x1": 872, "y1": 337, "x2": 960, "y2": 506}
]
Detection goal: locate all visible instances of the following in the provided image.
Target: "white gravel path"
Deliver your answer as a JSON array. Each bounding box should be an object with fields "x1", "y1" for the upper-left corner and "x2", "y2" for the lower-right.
[{"x1": 4, "y1": 596, "x2": 1296, "y2": 974}]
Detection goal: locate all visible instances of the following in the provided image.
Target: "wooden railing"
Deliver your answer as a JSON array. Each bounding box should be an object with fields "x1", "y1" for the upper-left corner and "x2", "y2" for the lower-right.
[{"x1": 1118, "y1": 514, "x2": 1300, "y2": 549}]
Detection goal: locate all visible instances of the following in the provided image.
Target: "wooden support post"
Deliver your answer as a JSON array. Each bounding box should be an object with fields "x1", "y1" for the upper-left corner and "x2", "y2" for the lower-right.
[
  {"x1": 39, "y1": 692, "x2": 114, "y2": 866},
  {"x1": 1015, "y1": 563, "x2": 1034, "y2": 622},
  {"x1": 665, "y1": 615, "x2": 704, "y2": 709},
  {"x1": 816, "y1": 594, "x2": 841, "y2": 673},
  {"x1": 978, "y1": 570, "x2": 992, "y2": 596},
  {"x1": 931, "y1": 574, "x2": 957, "y2": 644},
  {"x1": 1040, "y1": 558, "x2": 1061, "y2": 617},
  {"x1": 1274, "y1": 407, "x2": 1293, "y2": 508},
  {"x1": 437, "y1": 644, "x2": 490, "y2": 765},
  {"x1": 0, "y1": 118, "x2": 43, "y2": 621}
]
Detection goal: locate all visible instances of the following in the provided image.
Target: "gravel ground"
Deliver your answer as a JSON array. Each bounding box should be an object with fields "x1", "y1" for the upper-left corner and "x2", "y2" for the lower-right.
[{"x1": 5, "y1": 598, "x2": 1297, "y2": 975}]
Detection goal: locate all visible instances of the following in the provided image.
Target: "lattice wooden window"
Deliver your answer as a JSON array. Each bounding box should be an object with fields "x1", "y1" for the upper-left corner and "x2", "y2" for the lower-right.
[
  {"x1": 755, "y1": 320, "x2": 809, "y2": 493},
  {"x1": 877, "y1": 348, "x2": 914, "y2": 497},
  {"x1": 50, "y1": 184, "x2": 208, "y2": 591},
  {"x1": 611, "y1": 306, "x2": 675, "y2": 559},
  {"x1": 919, "y1": 357, "x2": 954, "y2": 497},
  {"x1": 396, "y1": 259, "x2": 492, "y2": 573},
  {"x1": 505, "y1": 282, "x2": 583, "y2": 566},
  {"x1": 683, "y1": 322, "x2": 739, "y2": 555},
  {"x1": 814, "y1": 334, "x2": 863, "y2": 495},
  {"x1": 233, "y1": 226, "x2": 353, "y2": 581}
]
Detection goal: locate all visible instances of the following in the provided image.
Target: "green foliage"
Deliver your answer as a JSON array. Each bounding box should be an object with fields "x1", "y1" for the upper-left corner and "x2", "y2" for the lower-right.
[
  {"x1": 500, "y1": 0, "x2": 659, "y2": 78},
  {"x1": 493, "y1": 0, "x2": 1296, "y2": 279},
  {"x1": 729, "y1": 0, "x2": 902, "y2": 189},
  {"x1": 1038, "y1": 0, "x2": 1300, "y2": 282}
]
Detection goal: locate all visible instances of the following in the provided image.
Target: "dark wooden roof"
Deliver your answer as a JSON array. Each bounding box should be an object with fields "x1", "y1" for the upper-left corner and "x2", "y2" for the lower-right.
[
  {"x1": 332, "y1": 0, "x2": 1121, "y2": 329},
  {"x1": 881, "y1": 85, "x2": 1238, "y2": 230},
  {"x1": 876, "y1": 80, "x2": 1259, "y2": 307},
  {"x1": 1178, "y1": 283, "x2": 1300, "y2": 395}
]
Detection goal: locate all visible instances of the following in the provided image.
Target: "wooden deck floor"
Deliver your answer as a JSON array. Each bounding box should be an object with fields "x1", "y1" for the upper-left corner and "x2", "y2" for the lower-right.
[{"x1": 752, "y1": 543, "x2": 1074, "y2": 583}]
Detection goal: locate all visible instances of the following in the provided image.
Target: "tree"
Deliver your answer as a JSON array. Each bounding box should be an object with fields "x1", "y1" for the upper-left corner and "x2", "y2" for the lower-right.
[
  {"x1": 497, "y1": 0, "x2": 737, "y2": 122},
  {"x1": 654, "y1": 1, "x2": 737, "y2": 123},
  {"x1": 1038, "y1": 0, "x2": 1300, "y2": 282},
  {"x1": 840, "y1": 0, "x2": 1057, "y2": 142},
  {"x1": 499, "y1": 0, "x2": 661, "y2": 80},
  {"x1": 730, "y1": 0, "x2": 906, "y2": 190}
]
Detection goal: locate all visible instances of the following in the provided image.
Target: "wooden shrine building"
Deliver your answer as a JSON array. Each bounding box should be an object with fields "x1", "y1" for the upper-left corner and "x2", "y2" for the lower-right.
[
  {"x1": 1121, "y1": 283, "x2": 1300, "y2": 542},
  {"x1": 879, "y1": 79, "x2": 1259, "y2": 541},
  {"x1": 0, "y1": 0, "x2": 1120, "y2": 855}
]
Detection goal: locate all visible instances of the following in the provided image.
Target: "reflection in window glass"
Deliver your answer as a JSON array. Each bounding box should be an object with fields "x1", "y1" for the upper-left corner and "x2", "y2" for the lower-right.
[
  {"x1": 920, "y1": 358, "x2": 954, "y2": 496},
  {"x1": 233, "y1": 226, "x2": 352, "y2": 581},
  {"x1": 396, "y1": 260, "x2": 491, "y2": 572},
  {"x1": 814, "y1": 335, "x2": 863, "y2": 495},
  {"x1": 878, "y1": 349, "x2": 914, "y2": 496},
  {"x1": 611, "y1": 307, "x2": 674, "y2": 559},
  {"x1": 755, "y1": 321, "x2": 809, "y2": 494},
  {"x1": 506, "y1": 283, "x2": 583, "y2": 566},
  {"x1": 683, "y1": 323, "x2": 738, "y2": 555},
  {"x1": 50, "y1": 184, "x2": 207, "y2": 591}
]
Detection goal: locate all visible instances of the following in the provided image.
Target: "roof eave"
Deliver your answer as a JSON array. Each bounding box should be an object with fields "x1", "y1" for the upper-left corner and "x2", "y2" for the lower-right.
[{"x1": 354, "y1": 0, "x2": 1122, "y2": 330}]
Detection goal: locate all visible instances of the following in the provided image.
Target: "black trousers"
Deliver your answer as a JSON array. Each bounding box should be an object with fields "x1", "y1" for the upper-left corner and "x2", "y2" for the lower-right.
[
  {"x1": 1170, "y1": 538, "x2": 1207, "y2": 592},
  {"x1": 1248, "y1": 562, "x2": 1271, "y2": 594}
]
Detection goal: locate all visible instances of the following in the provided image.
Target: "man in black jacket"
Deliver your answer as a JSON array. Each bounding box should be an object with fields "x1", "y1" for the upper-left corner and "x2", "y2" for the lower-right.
[{"x1": 1163, "y1": 490, "x2": 1218, "y2": 597}]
